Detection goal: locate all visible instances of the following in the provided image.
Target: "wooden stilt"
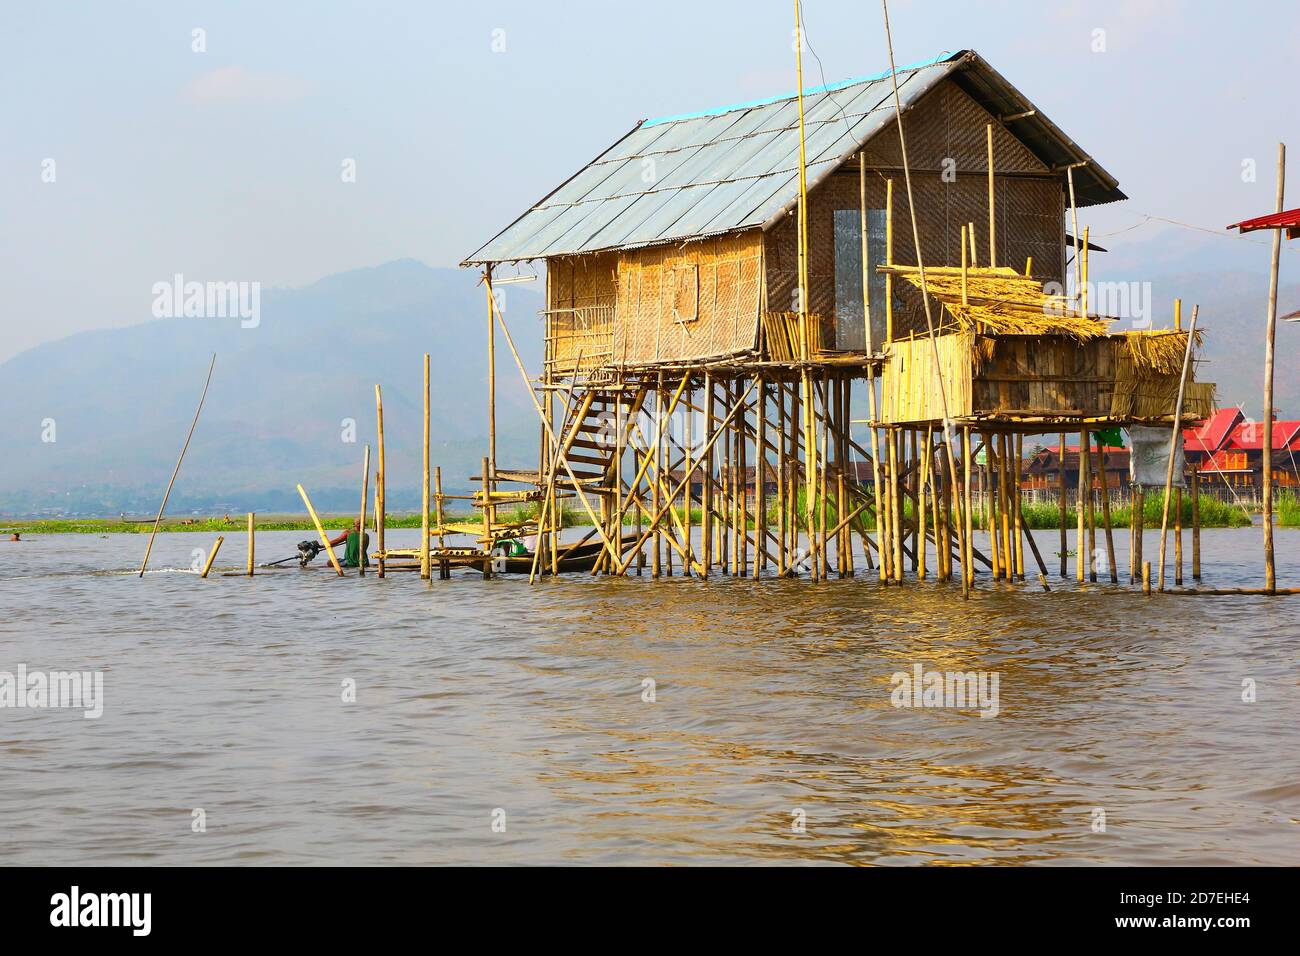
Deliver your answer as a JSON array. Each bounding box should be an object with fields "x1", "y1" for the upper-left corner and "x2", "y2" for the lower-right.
[{"x1": 246, "y1": 512, "x2": 255, "y2": 577}]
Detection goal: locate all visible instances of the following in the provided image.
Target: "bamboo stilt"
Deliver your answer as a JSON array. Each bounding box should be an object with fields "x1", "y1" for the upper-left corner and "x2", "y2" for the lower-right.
[
  {"x1": 246, "y1": 512, "x2": 254, "y2": 577},
  {"x1": 421, "y1": 353, "x2": 431, "y2": 580},
  {"x1": 1157, "y1": 304, "x2": 1199, "y2": 591},
  {"x1": 1191, "y1": 463, "x2": 1201, "y2": 582},
  {"x1": 1058, "y1": 431, "x2": 1068, "y2": 578},
  {"x1": 139, "y1": 353, "x2": 216, "y2": 577},
  {"x1": 298, "y1": 484, "x2": 344, "y2": 576},
  {"x1": 200, "y1": 536, "x2": 223, "y2": 579},
  {"x1": 1262, "y1": 143, "x2": 1284, "y2": 595},
  {"x1": 1076, "y1": 431, "x2": 1087, "y2": 584},
  {"x1": 375, "y1": 384, "x2": 386, "y2": 578},
  {"x1": 359, "y1": 444, "x2": 370, "y2": 579},
  {"x1": 1096, "y1": 437, "x2": 1117, "y2": 583}
]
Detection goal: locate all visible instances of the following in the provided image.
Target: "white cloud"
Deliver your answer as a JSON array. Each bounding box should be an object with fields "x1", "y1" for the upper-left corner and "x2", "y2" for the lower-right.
[{"x1": 183, "y1": 66, "x2": 310, "y2": 104}]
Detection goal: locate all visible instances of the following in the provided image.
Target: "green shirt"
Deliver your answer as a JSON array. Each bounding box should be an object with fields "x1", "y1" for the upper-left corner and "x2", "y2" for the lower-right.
[{"x1": 343, "y1": 531, "x2": 368, "y2": 568}]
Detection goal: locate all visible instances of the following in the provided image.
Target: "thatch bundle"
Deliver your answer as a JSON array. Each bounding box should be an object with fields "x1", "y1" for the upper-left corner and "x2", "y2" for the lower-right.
[
  {"x1": 1119, "y1": 329, "x2": 1203, "y2": 375},
  {"x1": 891, "y1": 266, "x2": 1109, "y2": 340},
  {"x1": 1111, "y1": 329, "x2": 1214, "y2": 419}
]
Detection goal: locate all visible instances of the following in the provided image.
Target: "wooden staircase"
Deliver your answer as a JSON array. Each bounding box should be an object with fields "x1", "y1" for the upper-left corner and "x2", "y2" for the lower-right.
[{"x1": 551, "y1": 387, "x2": 647, "y2": 491}]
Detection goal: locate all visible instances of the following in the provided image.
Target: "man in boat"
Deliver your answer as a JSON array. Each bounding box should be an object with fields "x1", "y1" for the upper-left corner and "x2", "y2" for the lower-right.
[{"x1": 325, "y1": 518, "x2": 368, "y2": 568}]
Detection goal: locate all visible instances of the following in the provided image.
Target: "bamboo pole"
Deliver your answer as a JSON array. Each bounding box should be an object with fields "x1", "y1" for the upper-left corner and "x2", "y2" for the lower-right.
[
  {"x1": 480, "y1": 456, "x2": 492, "y2": 580},
  {"x1": 375, "y1": 384, "x2": 386, "y2": 578},
  {"x1": 1157, "y1": 304, "x2": 1199, "y2": 591},
  {"x1": 756, "y1": 376, "x2": 767, "y2": 579},
  {"x1": 1262, "y1": 142, "x2": 1285, "y2": 595},
  {"x1": 359, "y1": 444, "x2": 370, "y2": 578},
  {"x1": 986, "y1": 123, "x2": 996, "y2": 268},
  {"x1": 1085, "y1": 432, "x2": 1097, "y2": 583},
  {"x1": 999, "y1": 434, "x2": 1013, "y2": 579},
  {"x1": 484, "y1": 269, "x2": 497, "y2": 476},
  {"x1": 297, "y1": 484, "x2": 344, "y2": 576},
  {"x1": 246, "y1": 512, "x2": 255, "y2": 577},
  {"x1": 1134, "y1": 485, "x2": 1145, "y2": 586},
  {"x1": 1058, "y1": 431, "x2": 1068, "y2": 578},
  {"x1": 1081, "y1": 226, "x2": 1090, "y2": 318},
  {"x1": 1013, "y1": 434, "x2": 1024, "y2": 580},
  {"x1": 1067, "y1": 166, "x2": 1082, "y2": 307},
  {"x1": 1095, "y1": 437, "x2": 1118, "y2": 583},
  {"x1": 917, "y1": 427, "x2": 929, "y2": 580},
  {"x1": 1175, "y1": 484, "x2": 1184, "y2": 587},
  {"x1": 139, "y1": 353, "x2": 216, "y2": 577},
  {"x1": 1191, "y1": 463, "x2": 1201, "y2": 582},
  {"x1": 704, "y1": 373, "x2": 716, "y2": 578},
  {"x1": 421, "y1": 353, "x2": 431, "y2": 580},
  {"x1": 885, "y1": 178, "x2": 894, "y2": 343},
  {"x1": 435, "y1": 464, "x2": 446, "y2": 580},
  {"x1": 1142, "y1": 560, "x2": 1151, "y2": 595},
  {"x1": 200, "y1": 536, "x2": 223, "y2": 579},
  {"x1": 1076, "y1": 432, "x2": 1087, "y2": 583},
  {"x1": 963, "y1": 426, "x2": 974, "y2": 591}
]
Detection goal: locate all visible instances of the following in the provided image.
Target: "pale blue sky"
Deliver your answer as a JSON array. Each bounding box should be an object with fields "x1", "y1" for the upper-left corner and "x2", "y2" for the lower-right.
[{"x1": 2, "y1": 0, "x2": 1297, "y2": 361}]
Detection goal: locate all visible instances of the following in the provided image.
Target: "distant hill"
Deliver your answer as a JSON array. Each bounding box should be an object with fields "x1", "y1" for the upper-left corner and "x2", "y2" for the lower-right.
[
  {"x1": 0, "y1": 260, "x2": 544, "y2": 516},
  {"x1": 1, "y1": 251, "x2": 1295, "y2": 518}
]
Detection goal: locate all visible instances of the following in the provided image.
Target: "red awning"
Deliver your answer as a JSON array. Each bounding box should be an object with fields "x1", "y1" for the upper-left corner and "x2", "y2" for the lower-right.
[{"x1": 1226, "y1": 207, "x2": 1300, "y2": 238}]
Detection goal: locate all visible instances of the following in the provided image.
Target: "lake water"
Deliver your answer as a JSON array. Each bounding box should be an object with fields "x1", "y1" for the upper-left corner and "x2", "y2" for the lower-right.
[{"x1": 1, "y1": 527, "x2": 1297, "y2": 865}]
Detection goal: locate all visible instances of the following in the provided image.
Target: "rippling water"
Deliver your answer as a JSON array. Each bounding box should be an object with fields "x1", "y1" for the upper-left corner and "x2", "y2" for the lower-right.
[{"x1": 0, "y1": 526, "x2": 1297, "y2": 865}]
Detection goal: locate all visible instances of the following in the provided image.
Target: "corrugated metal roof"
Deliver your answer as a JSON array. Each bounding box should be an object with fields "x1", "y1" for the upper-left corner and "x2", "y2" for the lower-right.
[{"x1": 464, "y1": 49, "x2": 1125, "y2": 265}]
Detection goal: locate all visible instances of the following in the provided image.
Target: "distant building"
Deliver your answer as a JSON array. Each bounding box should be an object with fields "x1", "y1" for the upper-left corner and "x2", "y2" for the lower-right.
[{"x1": 1184, "y1": 408, "x2": 1300, "y2": 497}]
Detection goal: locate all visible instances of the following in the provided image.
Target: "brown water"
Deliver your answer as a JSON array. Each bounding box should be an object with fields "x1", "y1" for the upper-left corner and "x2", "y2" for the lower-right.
[{"x1": 1, "y1": 527, "x2": 1297, "y2": 865}]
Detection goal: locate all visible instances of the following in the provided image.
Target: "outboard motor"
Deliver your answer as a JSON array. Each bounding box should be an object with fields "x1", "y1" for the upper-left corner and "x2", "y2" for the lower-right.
[{"x1": 297, "y1": 540, "x2": 322, "y2": 567}]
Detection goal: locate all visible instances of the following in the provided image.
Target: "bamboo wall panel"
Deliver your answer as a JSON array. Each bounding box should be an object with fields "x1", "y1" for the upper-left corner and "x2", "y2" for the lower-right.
[
  {"x1": 615, "y1": 230, "x2": 762, "y2": 364},
  {"x1": 881, "y1": 332, "x2": 974, "y2": 423}
]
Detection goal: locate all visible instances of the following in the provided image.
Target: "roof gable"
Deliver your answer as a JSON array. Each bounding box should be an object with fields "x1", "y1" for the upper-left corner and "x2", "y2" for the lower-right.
[{"x1": 463, "y1": 49, "x2": 1125, "y2": 266}]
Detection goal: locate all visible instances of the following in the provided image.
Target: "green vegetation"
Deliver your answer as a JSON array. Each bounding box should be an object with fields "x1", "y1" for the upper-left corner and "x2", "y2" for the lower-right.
[
  {"x1": 0, "y1": 491, "x2": 1266, "y2": 535},
  {"x1": 1279, "y1": 493, "x2": 1300, "y2": 528}
]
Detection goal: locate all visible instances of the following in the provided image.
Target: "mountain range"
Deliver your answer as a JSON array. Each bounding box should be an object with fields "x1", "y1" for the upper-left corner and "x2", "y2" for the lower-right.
[{"x1": 0, "y1": 248, "x2": 1295, "y2": 517}]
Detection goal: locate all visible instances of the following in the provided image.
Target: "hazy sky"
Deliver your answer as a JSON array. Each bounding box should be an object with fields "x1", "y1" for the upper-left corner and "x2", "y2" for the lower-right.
[{"x1": 3, "y1": 0, "x2": 1298, "y2": 362}]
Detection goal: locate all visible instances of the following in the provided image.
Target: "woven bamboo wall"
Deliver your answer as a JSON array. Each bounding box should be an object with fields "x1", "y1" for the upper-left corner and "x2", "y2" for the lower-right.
[
  {"x1": 881, "y1": 332, "x2": 975, "y2": 422},
  {"x1": 546, "y1": 252, "x2": 619, "y2": 374},
  {"x1": 765, "y1": 78, "x2": 1064, "y2": 348},
  {"x1": 615, "y1": 230, "x2": 762, "y2": 364}
]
